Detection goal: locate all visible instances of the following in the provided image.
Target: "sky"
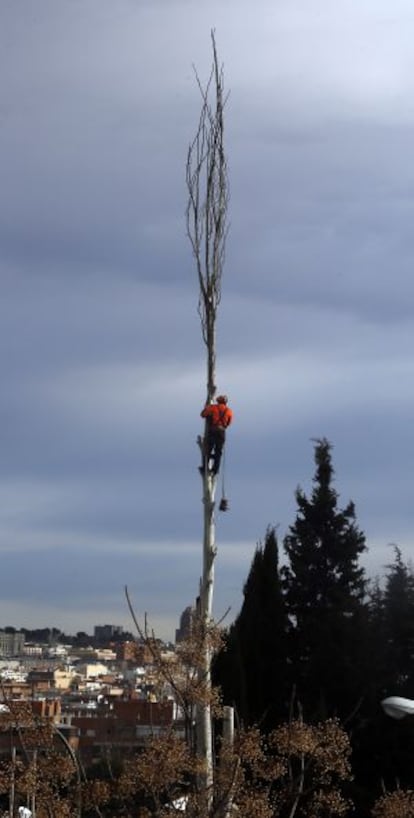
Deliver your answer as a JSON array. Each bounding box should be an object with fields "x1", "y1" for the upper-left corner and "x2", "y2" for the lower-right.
[{"x1": 2, "y1": 0, "x2": 414, "y2": 641}]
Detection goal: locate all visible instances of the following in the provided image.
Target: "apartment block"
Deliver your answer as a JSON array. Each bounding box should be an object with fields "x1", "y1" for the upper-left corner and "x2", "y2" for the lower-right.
[{"x1": 0, "y1": 631, "x2": 25, "y2": 657}]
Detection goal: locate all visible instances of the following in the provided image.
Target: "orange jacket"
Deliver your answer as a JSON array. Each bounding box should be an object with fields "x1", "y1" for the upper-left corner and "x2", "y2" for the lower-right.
[{"x1": 201, "y1": 403, "x2": 233, "y2": 429}]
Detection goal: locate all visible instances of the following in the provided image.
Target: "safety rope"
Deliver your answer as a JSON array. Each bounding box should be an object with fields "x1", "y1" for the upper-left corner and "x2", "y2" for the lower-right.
[
  {"x1": 219, "y1": 444, "x2": 229, "y2": 511},
  {"x1": 221, "y1": 444, "x2": 226, "y2": 498}
]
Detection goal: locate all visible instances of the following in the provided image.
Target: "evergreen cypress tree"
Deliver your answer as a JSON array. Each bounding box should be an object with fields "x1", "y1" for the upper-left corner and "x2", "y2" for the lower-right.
[
  {"x1": 382, "y1": 546, "x2": 414, "y2": 693},
  {"x1": 282, "y1": 438, "x2": 369, "y2": 720},
  {"x1": 214, "y1": 528, "x2": 289, "y2": 729},
  {"x1": 352, "y1": 560, "x2": 414, "y2": 812}
]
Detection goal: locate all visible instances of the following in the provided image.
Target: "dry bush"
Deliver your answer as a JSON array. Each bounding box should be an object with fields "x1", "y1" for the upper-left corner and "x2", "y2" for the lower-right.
[
  {"x1": 372, "y1": 789, "x2": 414, "y2": 818},
  {"x1": 81, "y1": 778, "x2": 112, "y2": 812},
  {"x1": 0, "y1": 702, "x2": 80, "y2": 818},
  {"x1": 119, "y1": 718, "x2": 353, "y2": 817}
]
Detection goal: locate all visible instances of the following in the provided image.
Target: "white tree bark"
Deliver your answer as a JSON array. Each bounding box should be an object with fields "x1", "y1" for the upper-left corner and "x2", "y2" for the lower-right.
[
  {"x1": 196, "y1": 469, "x2": 217, "y2": 804},
  {"x1": 187, "y1": 31, "x2": 229, "y2": 813}
]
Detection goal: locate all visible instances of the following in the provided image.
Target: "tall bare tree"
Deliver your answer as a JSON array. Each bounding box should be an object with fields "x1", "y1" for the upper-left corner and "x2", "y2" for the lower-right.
[{"x1": 186, "y1": 30, "x2": 229, "y2": 810}]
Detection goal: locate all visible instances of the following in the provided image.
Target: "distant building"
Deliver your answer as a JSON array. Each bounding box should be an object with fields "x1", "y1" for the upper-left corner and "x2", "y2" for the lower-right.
[
  {"x1": 54, "y1": 669, "x2": 75, "y2": 690},
  {"x1": 27, "y1": 670, "x2": 54, "y2": 692},
  {"x1": 0, "y1": 631, "x2": 25, "y2": 657},
  {"x1": 68, "y1": 699, "x2": 175, "y2": 763},
  {"x1": 175, "y1": 606, "x2": 195, "y2": 643},
  {"x1": 76, "y1": 662, "x2": 109, "y2": 680},
  {"x1": 94, "y1": 625, "x2": 123, "y2": 643},
  {"x1": 22, "y1": 644, "x2": 43, "y2": 657}
]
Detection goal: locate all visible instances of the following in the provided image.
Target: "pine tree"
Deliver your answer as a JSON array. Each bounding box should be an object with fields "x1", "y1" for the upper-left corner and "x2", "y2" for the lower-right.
[
  {"x1": 214, "y1": 528, "x2": 289, "y2": 729},
  {"x1": 282, "y1": 438, "x2": 369, "y2": 720}
]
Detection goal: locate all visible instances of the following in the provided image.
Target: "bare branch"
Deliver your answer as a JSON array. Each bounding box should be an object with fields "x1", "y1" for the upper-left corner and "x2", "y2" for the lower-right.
[{"x1": 186, "y1": 29, "x2": 229, "y2": 401}]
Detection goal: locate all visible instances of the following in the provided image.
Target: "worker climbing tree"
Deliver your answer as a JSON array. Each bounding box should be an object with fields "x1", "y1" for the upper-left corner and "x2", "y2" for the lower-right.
[
  {"x1": 200, "y1": 394, "x2": 233, "y2": 476},
  {"x1": 186, "y1": 30, "x2": 230, "y2": 811}
]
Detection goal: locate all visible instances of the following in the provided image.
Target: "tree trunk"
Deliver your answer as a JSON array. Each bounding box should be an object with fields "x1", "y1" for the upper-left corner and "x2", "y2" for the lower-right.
[
  {"x1": 196, "y1": 469, "x2": 217, "y2": 807},
  {"x1": 187, "y1": 30, "x2": 229, "y2": 813}
]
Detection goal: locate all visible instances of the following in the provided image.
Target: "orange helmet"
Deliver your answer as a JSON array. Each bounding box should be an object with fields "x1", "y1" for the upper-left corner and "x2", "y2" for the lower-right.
[{"x1": 217, "y1": 395, "x2": 228, "y2": 404}]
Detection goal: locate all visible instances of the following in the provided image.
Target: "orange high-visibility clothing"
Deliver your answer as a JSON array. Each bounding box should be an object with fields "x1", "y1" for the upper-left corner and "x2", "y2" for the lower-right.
[{"x1": 201, "y1": 403, "x2": 233, "y2": 429}]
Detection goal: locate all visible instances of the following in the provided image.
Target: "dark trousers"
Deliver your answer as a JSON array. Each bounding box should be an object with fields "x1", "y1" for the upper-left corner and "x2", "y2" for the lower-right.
[{"x1": 203, "y1": 427, "x2": 226, "y2": 474}]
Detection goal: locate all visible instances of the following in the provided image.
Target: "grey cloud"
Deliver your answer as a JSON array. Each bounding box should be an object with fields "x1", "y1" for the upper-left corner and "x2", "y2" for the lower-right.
[{"x1": 2, "y1": 0, "x2": 414, "y2": 638}]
